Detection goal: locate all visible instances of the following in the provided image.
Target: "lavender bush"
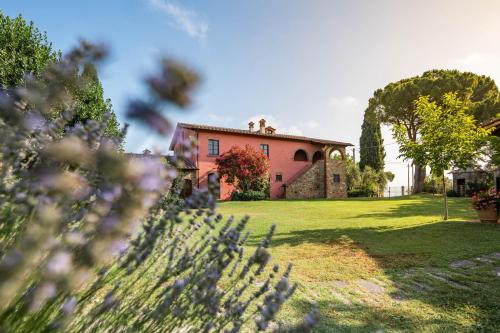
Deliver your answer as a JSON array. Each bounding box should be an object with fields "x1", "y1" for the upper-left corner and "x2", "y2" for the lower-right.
[{"x1": 0, "y1": 42, "x2": 317, "y2": 332}]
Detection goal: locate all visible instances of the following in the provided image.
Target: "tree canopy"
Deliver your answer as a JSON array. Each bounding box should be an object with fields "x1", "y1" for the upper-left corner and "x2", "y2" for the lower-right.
[
  {"x1": 374, "y1": 69, "x2": 499, "y2": 130},
  {"x1": 69, "y1": 63, "x2": 121, "y2": 138},
  {"x1": 0, "y1": 11, "x2": 59, "y2": 88},
  {"x1": 394, "y1": 92, "x2": 492, "y2": 219},
  {"x1": 0, "y1": 12, "x2": 121, "y2": 138},
  {"x1": 370, "y1": 69, "x2": 500, "y2": 192}
]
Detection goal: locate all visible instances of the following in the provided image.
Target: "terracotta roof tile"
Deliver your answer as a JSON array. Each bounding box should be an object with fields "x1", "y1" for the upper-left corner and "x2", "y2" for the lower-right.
[{"x1": 172, "y1": 122, "x2": 353, "y2": 148}]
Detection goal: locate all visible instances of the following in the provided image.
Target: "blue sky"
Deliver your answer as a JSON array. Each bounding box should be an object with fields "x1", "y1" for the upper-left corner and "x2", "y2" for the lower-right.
[{"x1": 3, "y1": 0, "x2": 500, "y2": 187}]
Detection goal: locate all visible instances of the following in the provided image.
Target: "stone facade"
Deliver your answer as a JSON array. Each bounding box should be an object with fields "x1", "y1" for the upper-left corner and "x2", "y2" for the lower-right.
[
  {"x1": 284, "y1": 145, "x2": 347, "y2": 199},
  {"x1": 285, "y1": 162, "x2": 325, "y2": 199},
  {"x1": 452, "y1": 167, "x2": 500, "y2": 196},
  {"x1": 325, "y1": 159, "x2": 348, "y2": 198}
]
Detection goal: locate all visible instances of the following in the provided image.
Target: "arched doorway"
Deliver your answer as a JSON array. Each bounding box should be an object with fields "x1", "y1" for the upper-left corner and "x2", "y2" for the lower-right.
[
  {"x1": 312, "y1": 151, "x2": 323, "y2": 163},
  {"x1": 293, "y1": 149, "x2": 308, "y2": 161},
  {"x1": 180, "y1": 179, "x2": 193, "y2": 198}
]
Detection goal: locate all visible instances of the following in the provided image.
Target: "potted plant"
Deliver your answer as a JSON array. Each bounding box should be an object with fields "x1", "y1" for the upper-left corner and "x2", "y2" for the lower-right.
[{"x1": 471, "y1": 189, "x2": 499, "y2": 223}]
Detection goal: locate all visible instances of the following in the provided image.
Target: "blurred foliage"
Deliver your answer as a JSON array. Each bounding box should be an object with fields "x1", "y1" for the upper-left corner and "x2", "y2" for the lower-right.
[{"x1": 0, "y1": 42, "x2": 316, "y2": 332}]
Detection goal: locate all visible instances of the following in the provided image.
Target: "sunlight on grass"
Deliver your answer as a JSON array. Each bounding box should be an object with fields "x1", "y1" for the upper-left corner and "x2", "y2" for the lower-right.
[{"x1": 218, "y1": 196, "x2": 500, "y2": 332}]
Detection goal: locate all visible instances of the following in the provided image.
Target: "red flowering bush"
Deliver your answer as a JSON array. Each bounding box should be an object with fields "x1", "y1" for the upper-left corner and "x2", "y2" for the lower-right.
[
  {"x1": 216, "y1": 145, "x2": 270, "y2": 193},
  {"x1": 471, "y1": 189, "x2": 499, "y2": 211}
]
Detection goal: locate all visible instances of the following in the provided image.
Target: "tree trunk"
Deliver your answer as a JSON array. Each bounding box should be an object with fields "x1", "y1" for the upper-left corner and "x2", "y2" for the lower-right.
[
  {"x1": 442, "y1": 173, "x2": 448, "y2": 220},
  {"x1": 412, "y1": 164, "x2": 426, "y2": 194}
]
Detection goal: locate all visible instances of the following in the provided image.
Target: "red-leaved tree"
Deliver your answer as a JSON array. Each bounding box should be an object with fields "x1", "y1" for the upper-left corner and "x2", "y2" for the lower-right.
[{"x1": 215, "y1": 145, "x2": 270, "y2": 192}]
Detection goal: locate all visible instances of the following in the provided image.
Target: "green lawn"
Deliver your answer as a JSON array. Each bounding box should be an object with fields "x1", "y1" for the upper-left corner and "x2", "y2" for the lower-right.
[{"x1": 218, "y1": 196, "x2": 500, "y2": 332}]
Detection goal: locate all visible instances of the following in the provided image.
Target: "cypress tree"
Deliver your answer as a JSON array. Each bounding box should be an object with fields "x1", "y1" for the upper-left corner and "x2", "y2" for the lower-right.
[{"x1": 359, "y1": 107, "x2": 385, "y2": 171}]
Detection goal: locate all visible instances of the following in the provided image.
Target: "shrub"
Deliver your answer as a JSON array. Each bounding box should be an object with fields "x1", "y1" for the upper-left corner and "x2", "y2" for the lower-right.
[
  {"x1": 423, "y1": 175, "x2": 453, "y2": 194},
  {"x1": 446, "y1": 190, "x2": 460, "y2": 197},
  {"x1": 471, "y1": 189, "x2": 499, "y2": 211},
  {"x1": 348, "y1": 188, "x2": 377, "y2": 197},
  {"x1": 232, "y1": 190, "x2": 268, "y2": 201},
  {"x1": 0, "y1": 42, "x2": 316, "y2": 332},
  {"x1": 216, "y1": 145, "x2": 270, "y2": 192},
  {"x1": 466, "y1": 180, "x2": 491, "y2": 197}
]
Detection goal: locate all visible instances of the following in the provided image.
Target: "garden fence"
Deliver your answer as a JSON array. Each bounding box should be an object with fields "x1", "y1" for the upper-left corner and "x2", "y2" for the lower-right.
[{"x1": 383, "y1": 186, "x2": 412, "y2": 197}]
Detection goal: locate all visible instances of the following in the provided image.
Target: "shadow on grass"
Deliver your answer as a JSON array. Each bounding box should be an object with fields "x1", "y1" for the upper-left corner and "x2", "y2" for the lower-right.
[
  {"x1": 289, "y1": 296, "x2": 490, "y2": 333},
  {"x1": 350, "y1": 197, "x2": 475, "y2": 220},
  {"x1": 256, "y1": 221, "x2": 500, "y2": 332},
  {"x1": 249, "y1": 221, "x2": 500, "y2": 267}
]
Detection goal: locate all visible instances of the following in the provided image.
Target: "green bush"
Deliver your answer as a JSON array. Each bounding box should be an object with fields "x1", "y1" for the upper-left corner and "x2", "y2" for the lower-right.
[
  {"x1": 446, "y1": 189, "x2": 460, "y2": 197},
  {"x1": 232, "y1": 190, "x2": 268, "y2": 201},
  {"x1": 348, "y1": 188, "x2": 377, "y2": 197},
  {"x1": 466, "y1": 181, "x2": 491, "y2": 197}
]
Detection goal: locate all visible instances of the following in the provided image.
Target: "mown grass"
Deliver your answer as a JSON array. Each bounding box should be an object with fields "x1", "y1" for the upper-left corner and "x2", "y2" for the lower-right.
[{"x1": 218, "y1": 195, "x2": 500, "y2": 332}]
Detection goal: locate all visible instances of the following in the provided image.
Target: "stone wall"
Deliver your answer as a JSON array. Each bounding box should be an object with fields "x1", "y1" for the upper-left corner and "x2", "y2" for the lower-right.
[
  {"x1": 285, "y1": 162, "x2": 325, "y2": 199},
  {"x1": 325, "y1": 158, "x2": 347, "y2": 199},
  {"x1": 284, "y1": 145, "x2": 348, "y2": 199}
]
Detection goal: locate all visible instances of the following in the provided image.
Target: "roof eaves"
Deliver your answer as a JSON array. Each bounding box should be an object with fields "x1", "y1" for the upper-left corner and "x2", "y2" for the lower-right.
[{"x1": 176, "y1": 122, "x2": 353, "y2": 146}]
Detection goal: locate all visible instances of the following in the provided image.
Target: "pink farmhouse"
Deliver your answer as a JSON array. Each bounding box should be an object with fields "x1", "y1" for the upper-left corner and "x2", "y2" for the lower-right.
[{"x1": 169, "y1": 119, "x2": 352, "y2": 200}]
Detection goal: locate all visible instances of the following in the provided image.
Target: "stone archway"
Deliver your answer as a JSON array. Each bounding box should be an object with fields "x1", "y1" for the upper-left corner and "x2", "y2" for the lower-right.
[
  {"x1": 324, "y1": 146, "x2": 347, "y2": 199},
  {"x1": 328, "y1": 148, "x2": 345, "y2": 160}
]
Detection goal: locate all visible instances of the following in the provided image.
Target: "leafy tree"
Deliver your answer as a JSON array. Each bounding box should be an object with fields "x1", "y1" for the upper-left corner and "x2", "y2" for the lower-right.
[
  {"x1": 359, "y1": 105, "x2": 385, "y2": 171},
  {"x1": 0, "y1": 12, "x2": 121, "y2": 138},
  {"x1": 423, "y1": 174, "x2": 453, "y2": 194},
  {"x1": 346, "y1": 156, "x2": 394, "y2": 197},
  {"x1": 216, "y1": 145, "x2": 270, "y2": 193},
  {"x1": 0, "y1": 11, "x2": 59, "y2": 88},
  {"x1": 372, "y1": 69, "x2": 500, "y2": 193},
  {"x1": 345, "y1": 157, "x2": 361, "y2": 191},
  {"x1": 486, "y1": 115, "x2": 500, "y2": 167},
  {"x1": 394, "y1": 93, "x2": 492, "y2": 219},
  {"x1": 69, "y1": 63, "x2": 121, "y2": 138},
  {"x1": 491, "y1": 136, "x2": 500, "y2": 167}
]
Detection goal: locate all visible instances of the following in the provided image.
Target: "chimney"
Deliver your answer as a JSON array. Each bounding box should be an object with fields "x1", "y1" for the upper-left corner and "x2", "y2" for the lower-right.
[
  {"x1": 248, "y1": 121, "x2": 254, "y2": 131},
  {"x1": 259, "y1": 119, "x2": 266, "y2": 133}
]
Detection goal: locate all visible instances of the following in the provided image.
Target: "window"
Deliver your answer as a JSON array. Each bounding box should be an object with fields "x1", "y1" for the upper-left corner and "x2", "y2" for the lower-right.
[
  {"x1": 293, "y1": 149, "x2": 308, "y2": 161},
  {"x1": 333, "y1": 174, "x2": 341, "y2": 183},
  {"x1": 275, "y1": 173, "x2": 283, "y2": 182},
  {"x1": 208, "y1": 139, "x2": 219, "y2": 156},
  {"x1": 260, "y1": 144, "x2": 269, "y2": 157}
]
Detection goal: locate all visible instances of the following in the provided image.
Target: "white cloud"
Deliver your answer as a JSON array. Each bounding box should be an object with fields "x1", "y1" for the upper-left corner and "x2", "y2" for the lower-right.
[
  {"x1": 328, "y1": 96, "x2": 359, "y2": 109},
  {"x1": 148, "y1": 0, "x2": 208, "y2": 42}
]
